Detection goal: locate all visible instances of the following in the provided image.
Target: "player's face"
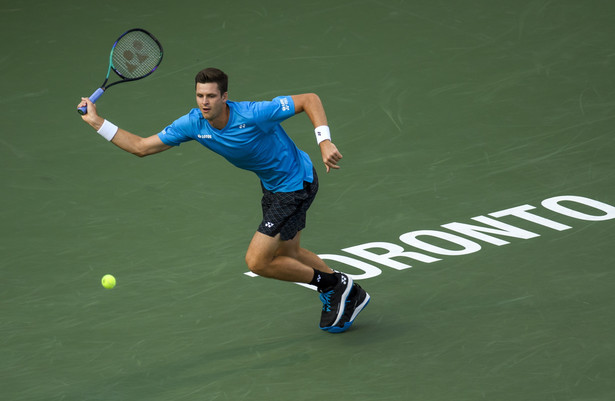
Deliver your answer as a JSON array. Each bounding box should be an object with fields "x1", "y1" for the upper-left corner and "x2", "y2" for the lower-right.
[{"x1": 196, "y1": 82, "x2": 228, "y2": 123}]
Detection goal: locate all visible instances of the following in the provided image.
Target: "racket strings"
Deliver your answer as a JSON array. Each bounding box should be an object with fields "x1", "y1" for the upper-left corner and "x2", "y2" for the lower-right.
[{"x1": 112, "y1": 31, "x2": 162, "y2": 79}]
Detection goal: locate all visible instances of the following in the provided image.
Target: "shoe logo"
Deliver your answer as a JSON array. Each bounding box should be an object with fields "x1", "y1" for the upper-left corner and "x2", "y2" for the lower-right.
[{"x1": 341, "y1": 276, "x2": 347, "y2": 285}]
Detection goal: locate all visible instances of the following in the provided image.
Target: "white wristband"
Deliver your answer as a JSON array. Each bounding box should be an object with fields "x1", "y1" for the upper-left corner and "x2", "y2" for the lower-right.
[
  {"x1": 97, "y1": 119, "x2": 119, "y2": 141},
  {"x1": 315, "y1": 125, "x2": 331, "y2": 144}
]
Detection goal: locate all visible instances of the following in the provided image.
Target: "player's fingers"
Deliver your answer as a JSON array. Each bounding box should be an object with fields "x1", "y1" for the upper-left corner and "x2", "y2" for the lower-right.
[
  {"x1": 324, "y1": 160, "x2": 340, "y2": 172},
  {"x1": 326, "y1": 152, "x2": 342, "y2": 164},
  {"x1": 328, "y1": 152, "x2": 342, "y2": 165},
  {"x1": 78, "y1": 97, "x2": 94, "y2": 110}
]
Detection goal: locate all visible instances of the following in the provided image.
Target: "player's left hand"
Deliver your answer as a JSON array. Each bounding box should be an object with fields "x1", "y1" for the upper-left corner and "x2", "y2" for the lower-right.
[{"x1": 319, "y1": 140, "x2": 343, "y2": 173}]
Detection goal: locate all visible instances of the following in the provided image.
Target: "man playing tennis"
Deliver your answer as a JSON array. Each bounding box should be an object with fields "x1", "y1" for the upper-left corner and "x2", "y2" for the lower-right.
[{"x1": 77, "y1": 67, "x2": 369, "y2": 333}]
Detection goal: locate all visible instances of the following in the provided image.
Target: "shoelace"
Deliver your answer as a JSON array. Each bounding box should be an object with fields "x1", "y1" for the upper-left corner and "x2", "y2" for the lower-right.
[{"x1": 319, "y1": 291, "x2": 334, "y2": 312}]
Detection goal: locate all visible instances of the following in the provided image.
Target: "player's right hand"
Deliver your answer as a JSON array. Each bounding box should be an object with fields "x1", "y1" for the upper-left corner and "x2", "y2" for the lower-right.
[{"x1": 78, "y1": 98, "x2": 104, "y2": 130}]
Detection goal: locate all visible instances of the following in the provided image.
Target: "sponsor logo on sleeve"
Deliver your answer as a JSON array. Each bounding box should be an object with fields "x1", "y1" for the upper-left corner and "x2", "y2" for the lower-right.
[{"x1": 280, "y1": 97, "x2": 290, "y2": 112}]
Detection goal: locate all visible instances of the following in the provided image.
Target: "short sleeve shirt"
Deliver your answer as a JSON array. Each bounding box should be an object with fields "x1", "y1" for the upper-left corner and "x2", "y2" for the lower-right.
[{"x1": 157, "y1": 96, "x2": 314, "y2": 192}]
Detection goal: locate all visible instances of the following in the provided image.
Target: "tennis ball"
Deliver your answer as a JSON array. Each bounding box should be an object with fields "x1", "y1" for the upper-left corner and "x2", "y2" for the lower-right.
[{"x1": 101, "y1": 274, "x2": 116, "y2": 289}]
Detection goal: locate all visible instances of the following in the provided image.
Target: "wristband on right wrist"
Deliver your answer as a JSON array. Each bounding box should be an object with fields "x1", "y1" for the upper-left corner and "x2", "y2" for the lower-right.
[{"x1": 97, "y1": 119, "x2": 119, "y2": 141}]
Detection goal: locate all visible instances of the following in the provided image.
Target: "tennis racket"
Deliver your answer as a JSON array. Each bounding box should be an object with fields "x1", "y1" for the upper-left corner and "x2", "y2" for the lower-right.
[{"x1": 77, "y1": 28, "x2": 163, "y2": 115}]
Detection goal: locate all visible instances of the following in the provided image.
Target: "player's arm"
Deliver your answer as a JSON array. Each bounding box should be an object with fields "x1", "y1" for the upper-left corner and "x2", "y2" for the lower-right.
[
  {"x1": 291, "y1": 93, "x2": 343, "y2": 173},
  {"x1": 78, "y1": 97, "x2": 171, "y2": 157}
]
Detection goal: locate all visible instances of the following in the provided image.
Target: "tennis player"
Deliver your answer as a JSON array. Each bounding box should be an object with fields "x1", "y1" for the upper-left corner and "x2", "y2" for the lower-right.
[{"x1": 77, "y1": 68, "x2": 369, "y2": 333}]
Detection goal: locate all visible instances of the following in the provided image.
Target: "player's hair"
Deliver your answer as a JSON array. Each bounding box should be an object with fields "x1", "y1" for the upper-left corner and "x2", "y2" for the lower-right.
[{"x1": 195, "y1": 68, "x2": 228, "y2": 94}]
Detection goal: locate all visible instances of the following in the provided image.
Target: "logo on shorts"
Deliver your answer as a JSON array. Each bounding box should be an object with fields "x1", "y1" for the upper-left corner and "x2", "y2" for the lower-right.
[{"x1": 265, "y1": 222, "x2": 274, "y2": 228}]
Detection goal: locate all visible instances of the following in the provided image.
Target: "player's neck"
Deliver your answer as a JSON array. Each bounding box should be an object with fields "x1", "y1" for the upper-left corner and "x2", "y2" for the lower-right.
[{"x1": 208, "y1": 104, "x2": 230, "y2": 130}]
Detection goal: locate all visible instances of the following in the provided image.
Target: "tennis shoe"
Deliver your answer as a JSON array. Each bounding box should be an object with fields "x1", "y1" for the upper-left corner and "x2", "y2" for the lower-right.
[
  {"x1": 327, "y1": 283, "x2": 370, "y2": 334},
  {"x1": 318, "y1": 272, "x2": 353, "y2": 331}
]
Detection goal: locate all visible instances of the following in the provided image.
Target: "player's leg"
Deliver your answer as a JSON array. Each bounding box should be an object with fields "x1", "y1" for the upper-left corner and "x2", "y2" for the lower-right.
[
  {"x1": 275, "y1": 231, "x2": 334, "y2": 274},
  {"x1": 245, "y1": 231, "x2": 314, "y2": 283},
  {"x1": 245, "y1": 230, "x2": 353, "y2": 331},
  {"x1": 250, "y1": 171, "x2": 355, "y2": 330}
]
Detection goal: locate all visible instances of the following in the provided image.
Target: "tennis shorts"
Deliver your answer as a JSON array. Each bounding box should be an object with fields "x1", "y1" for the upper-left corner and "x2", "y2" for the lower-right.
[{"x1": 257, "y1": 169, "x2": 319, "y2": 241}]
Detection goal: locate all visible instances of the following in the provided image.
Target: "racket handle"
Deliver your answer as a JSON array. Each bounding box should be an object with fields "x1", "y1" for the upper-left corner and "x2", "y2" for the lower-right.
[{"x1": 77, "y1": 88, "x2": 105, "y2": 115}]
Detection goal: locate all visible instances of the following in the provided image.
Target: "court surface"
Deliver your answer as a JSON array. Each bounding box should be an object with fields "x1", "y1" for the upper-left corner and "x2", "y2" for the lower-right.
[{"x1": 2, "y1": 1, "x2": 615, "y2": 400}]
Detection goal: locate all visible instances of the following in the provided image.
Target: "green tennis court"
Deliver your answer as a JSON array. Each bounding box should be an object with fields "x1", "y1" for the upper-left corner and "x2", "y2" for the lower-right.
[{"x1": 2, "y1": 1, "x2": 614, "y2": 400}]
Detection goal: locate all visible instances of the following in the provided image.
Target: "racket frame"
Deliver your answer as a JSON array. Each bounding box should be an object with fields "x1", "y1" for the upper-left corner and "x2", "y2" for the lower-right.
[{"x1": 77, "y1": 28, "x2": 163, "y2": 115}]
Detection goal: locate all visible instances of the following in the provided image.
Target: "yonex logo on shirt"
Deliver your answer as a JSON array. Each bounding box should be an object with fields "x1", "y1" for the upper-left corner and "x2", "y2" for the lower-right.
[
  {"x1": 279, "y1": 98, "x2": 290, "y2": 112},
  {"x1": 198, "y1": 134, "x2": 212, "y2": 139}
]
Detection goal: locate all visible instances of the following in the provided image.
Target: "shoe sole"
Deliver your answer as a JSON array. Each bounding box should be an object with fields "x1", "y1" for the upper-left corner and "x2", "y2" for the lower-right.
[
  {"x1": 326, "y1": 292, "x2": 370, "y2": 334},
  {"x1": 319, "y1": 275, "x2": 354, "y2": 331}
]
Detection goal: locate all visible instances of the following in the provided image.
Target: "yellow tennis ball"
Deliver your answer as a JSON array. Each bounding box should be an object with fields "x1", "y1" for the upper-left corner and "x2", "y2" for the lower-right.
[{"x1": 101, "y1": 274, "x2": 116, "y2": 289}]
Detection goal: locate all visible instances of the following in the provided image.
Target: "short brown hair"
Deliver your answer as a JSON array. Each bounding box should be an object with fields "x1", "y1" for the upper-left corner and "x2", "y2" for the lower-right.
[{"x1": 195, "y1": 68, "x2": 228, "y2": 94}]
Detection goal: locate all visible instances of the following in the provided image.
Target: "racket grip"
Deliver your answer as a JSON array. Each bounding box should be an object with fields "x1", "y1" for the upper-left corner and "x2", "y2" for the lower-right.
[{"x1": 77, "y1": 88, "x2": 105, "y2": 115}]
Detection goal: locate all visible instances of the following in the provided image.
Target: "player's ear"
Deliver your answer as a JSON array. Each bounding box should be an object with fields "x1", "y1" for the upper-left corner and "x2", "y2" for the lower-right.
[{"x1": 222, "y1": 92, "x2": 228, "y2": 101}]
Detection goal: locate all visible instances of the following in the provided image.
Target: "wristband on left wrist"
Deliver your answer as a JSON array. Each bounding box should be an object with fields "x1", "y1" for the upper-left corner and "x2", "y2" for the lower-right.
[{"x1": 315, "y1": 125, "x2": 331, "y2": 144}]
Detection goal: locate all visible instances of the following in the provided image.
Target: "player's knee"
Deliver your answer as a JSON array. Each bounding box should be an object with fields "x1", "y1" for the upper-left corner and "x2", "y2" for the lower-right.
[{"x1": 245, "y1": 252, "x2": 269, "y2": 276}]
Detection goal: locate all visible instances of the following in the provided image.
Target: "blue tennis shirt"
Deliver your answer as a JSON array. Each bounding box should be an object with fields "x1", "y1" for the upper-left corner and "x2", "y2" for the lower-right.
[{"x1": 157, "y1": 96, "x2": 314, "y2": 192}]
